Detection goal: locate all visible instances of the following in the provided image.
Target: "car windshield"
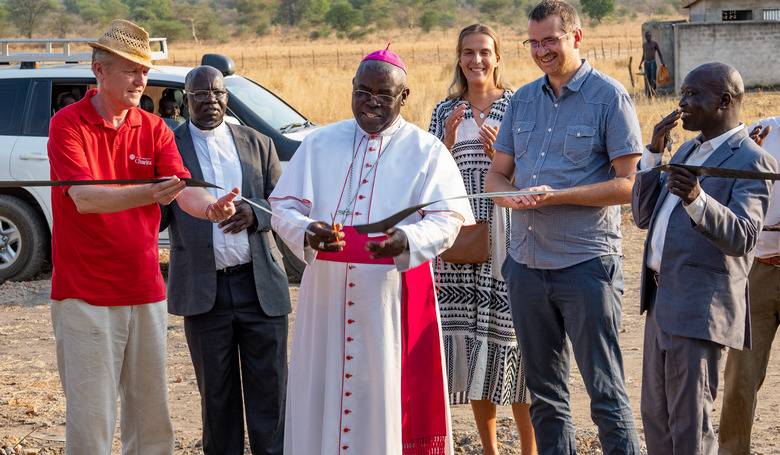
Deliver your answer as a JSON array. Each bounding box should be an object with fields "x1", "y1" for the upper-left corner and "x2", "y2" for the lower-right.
[{"x1": 224, "y1": 76, "x2": 308, "y2": 132}]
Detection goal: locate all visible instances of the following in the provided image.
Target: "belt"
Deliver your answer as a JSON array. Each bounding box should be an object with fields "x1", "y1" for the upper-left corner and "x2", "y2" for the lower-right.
[
  {"x1": 756, "y1": 256, "x2": 780, "y2": 267},
  {"x1": 217, "y1": 262, "x2": 253, "y2": 275}
]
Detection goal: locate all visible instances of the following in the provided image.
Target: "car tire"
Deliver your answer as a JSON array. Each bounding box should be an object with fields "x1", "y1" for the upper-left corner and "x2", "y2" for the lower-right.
[
  {"x1": 275, "y1": 235, "x2": 305, "y2": 284},
  {"x1": 0, "y1": 195, "x2": 48, "y2": 282}
]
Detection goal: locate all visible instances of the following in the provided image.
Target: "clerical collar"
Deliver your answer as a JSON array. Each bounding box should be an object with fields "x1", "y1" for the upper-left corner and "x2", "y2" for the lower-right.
[
  {"x1": 189, "y1": 120, "x2": 229, "y2": 138},
  {"x1": 356, "y1": 115, "x2": 405, "y2": 138}
]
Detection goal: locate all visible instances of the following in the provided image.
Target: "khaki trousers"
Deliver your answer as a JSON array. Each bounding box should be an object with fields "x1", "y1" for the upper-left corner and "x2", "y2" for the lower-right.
[
  {"x1": 719, "y1": 262, "x2": 780, "y2": 455},
  {"x1": 51, "y1": 299, "x2": 173, "y2": 455}
]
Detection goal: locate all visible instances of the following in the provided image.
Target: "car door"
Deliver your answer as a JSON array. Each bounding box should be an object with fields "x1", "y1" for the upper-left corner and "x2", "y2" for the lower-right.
[
  {"x1": 0, "y1": 79, "x2": 30, "y2": 183},
  {"x1": 10, "y1": 79, "x2": 83, "y2": 229}
]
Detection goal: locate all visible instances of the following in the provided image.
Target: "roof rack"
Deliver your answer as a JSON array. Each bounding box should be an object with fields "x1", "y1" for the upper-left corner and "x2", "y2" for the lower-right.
[{"x1": 0, "y1": 37, "x2": 167, "y2": 66}]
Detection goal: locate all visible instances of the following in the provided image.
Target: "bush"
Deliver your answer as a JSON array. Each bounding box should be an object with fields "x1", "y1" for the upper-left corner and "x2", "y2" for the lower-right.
[
  {"x1": 325, "y1": 1, "x2": 362, "y2": 32},
  {"x1": 580, "y1": 0, "x2": 614, "y2": 23}
]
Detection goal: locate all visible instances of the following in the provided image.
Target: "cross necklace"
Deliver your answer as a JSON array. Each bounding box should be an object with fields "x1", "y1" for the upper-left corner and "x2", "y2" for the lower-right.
[{"x1": 333, "y1": 125, "x2": 397, "y2": 226}]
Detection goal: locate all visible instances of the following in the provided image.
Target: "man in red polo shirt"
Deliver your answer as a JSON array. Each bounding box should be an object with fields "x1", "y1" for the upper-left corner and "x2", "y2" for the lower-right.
[{"x1": 47, "y1": 20, "x2": 237, "y2": 454}]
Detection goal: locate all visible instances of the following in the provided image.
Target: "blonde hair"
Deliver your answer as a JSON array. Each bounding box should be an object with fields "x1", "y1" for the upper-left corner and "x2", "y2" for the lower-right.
[{"x1": 447, "y1": 24, "x2": 508, "y2": 100}]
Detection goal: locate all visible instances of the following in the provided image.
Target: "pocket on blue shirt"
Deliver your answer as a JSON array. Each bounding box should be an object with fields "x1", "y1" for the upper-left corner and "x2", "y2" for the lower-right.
[
  {"x1": 512, "y1": 121, "x2": 535, "y2": 159},
  {"x1": 563, "y1": 125, "x2": 596, "y2": 165}
]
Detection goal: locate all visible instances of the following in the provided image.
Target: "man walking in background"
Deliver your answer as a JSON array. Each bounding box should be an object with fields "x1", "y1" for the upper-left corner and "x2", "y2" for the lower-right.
[{"x1": 639, "y1": 30, "x2": 665, "y2": 96}]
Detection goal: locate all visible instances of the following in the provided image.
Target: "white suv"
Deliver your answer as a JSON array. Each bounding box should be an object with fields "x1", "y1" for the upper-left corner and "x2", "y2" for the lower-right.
[{"x1": 0, "y1": 39, "x2": 314, "y2": 283}]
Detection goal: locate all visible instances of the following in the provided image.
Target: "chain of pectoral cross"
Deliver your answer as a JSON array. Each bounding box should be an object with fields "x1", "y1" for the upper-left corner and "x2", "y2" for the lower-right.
[{"x1": 333, "y1": 126, "x2": 396, "y2": 226}]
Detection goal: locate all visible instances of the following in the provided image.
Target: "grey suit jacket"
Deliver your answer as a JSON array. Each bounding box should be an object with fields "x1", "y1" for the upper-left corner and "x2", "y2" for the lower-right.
[
  {"x1": 632, "y1": 127, "x2": 777, "y2": 349},
  {"x1": 162, "y1": 122, "x2": 291, "y2": 317}
]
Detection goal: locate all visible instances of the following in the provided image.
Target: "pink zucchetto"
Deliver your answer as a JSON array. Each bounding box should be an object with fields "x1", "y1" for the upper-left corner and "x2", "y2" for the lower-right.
[{"x1": 361, "y1": 44, "x2": 407, "y2": 74}]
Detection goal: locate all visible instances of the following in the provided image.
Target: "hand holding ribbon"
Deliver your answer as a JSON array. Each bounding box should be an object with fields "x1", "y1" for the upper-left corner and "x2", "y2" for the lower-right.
[
  {"x1": 365, "y1": 227, "x2": 408, "y2": 258},
  {"x1": 150, "y1": 176, "x2": 187, "y2": 205},
  {"x1": 306, "y1": 221, "x2": 345, "y2": 252}
]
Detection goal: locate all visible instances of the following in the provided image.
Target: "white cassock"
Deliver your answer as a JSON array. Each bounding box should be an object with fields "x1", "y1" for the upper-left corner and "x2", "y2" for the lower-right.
[{"x1": 270, "y1": 117, "x2": 474, "y2": 455}]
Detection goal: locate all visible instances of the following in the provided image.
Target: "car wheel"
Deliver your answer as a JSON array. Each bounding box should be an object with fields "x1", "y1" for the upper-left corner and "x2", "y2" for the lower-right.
[
  {"x1": 0, "y1": 195, "x2": 48, "y2": 282},
  {"x1": 275, "y1": 234, "x2": 305, "y2": 284}
]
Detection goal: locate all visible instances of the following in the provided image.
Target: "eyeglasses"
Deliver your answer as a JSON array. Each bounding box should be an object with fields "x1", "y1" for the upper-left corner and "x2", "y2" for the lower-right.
[
  {"x1": 522, "y1": 32, "x2": 571, "y2": 50},
  {"x1": 353, "y1": 89, "x2": 404, "y2": 106},
  {"x1": 186, "y1": 89, "x2": 228, "y2": 102}
]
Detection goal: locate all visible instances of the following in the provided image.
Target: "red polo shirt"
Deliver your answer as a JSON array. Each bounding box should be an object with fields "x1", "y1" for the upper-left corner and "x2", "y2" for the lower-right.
[{"x1": 48, "y1": 88, "x2": 191, "y2": 306}]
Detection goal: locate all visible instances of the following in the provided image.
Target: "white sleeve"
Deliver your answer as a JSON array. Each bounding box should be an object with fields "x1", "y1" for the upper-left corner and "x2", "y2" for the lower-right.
[
  {"x1": 640, "y1": 147, "x2": 663, "y2": 170},
  {"x1": 395, "y1": 210, "x2": 465, "y2": 271},
  {"x1": 683, "y1": 190, "x2": 708, "y2": 225},
  {"x1": 269, "y1": 138, "x2": 318, "y2": 264},
  {"x1": 393, "y1": 139, "x2": 474, "y2": 271}
]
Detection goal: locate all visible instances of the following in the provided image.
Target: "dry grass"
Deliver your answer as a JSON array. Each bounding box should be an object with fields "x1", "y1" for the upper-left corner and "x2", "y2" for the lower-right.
[{"x1": 165, "y1": 18, "x2": 779, "y2": 145}]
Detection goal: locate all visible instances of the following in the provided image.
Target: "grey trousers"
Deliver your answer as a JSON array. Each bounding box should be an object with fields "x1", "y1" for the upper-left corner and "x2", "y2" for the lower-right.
[
  {"x1": 641, "y1": 308, "x2": 723, "y2": 455},
  {"x1": 719, "y1": 261, "x2": 780, "y2": 455},
  {"x1": 51, "y1": 299, "x2": 173, "y2": 455}
]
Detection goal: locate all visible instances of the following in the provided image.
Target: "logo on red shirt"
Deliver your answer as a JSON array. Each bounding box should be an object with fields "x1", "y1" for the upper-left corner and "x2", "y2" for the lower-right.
[{"x1": 129, "y1": 154, "x2": 152, "y2": 166}]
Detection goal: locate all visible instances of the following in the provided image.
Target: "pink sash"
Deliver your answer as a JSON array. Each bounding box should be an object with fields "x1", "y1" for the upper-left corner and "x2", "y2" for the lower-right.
[{"x1": 317, "y1": 227, "x2": 448, "y2": 454}]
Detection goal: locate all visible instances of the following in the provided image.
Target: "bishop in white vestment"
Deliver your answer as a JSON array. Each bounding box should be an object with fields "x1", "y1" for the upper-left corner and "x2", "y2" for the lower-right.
[{"x1": 270, "y1": 49, "x2": 473, "y2": 455}]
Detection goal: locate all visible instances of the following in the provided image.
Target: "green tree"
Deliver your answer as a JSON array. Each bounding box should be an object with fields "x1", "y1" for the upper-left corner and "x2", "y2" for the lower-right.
[
  {"x1": 65, "y1": 0, "x2": 128, "y2": 25},
  {"x1": 479, "y1": 0, "x2": 512, "y2": 21},
  {"x1": 3, "y1": 0, "x2": 57, "y2": 38},
  {"x1": 173, "y1": 0, "x2": 221, "y2": 41},
  {"x1": 419, "y1": 10, "x2": 440, "y2": 33},
  {"x1": 580, "y1": 0, "x2": 614, "y2": 23},
  {"x1": 325, "y1": 0, "x2": 361, "y2": 31},
  {"x1": 360, "y1": 0, "x2": 392, "y2": 27},
  {"x1": 233, "y1": 0, "x2": 273, "y2": 36},
  {"x1": 274, "y1": 0, "x2": 329, "y2": 26}
]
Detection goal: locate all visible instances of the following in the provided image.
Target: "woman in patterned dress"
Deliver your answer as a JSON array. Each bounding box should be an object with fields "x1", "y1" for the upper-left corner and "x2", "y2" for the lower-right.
[{"x1": 429, "y1": 24, "x2": 536, "y2": 455}]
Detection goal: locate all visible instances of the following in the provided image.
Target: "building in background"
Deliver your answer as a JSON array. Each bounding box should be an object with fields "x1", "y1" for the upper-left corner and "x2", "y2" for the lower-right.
[{"x1": 643, "y1": 0, "x2": 780, "y2": 92}]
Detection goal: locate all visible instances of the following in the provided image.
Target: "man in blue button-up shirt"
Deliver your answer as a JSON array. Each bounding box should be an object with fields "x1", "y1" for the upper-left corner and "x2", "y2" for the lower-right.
[{"x1": 487, "y1": 1, "x2": 643, "y2": 453}]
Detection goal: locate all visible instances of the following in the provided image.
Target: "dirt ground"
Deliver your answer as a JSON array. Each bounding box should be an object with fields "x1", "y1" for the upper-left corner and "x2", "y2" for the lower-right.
[{"x1": 1, "y1": 219, "x2": 779, "y2": 454}]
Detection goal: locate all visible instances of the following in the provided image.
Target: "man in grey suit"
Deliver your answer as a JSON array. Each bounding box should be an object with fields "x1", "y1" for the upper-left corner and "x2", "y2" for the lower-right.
[
  {"x1": 632, "y1": 62, "x2": 777, "y2": 455},
  {"x1": 162, "y1": 66, "x2": 291, "y2": 455}
]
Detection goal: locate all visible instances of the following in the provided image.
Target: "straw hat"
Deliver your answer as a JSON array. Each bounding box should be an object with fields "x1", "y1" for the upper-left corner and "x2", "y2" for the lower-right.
[{"x1": 89, "y1": 19, "x2": 156, "y2": 69}]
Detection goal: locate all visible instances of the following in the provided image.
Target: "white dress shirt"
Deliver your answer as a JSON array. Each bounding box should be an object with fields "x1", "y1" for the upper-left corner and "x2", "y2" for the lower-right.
[
  {"x1": 750, "y1": 117, "x2": 780, "y2": 258},
  {"x1": 189, "y1": 120, "x2": 250, "y2": 270},
  {"x1": 642, "y1": 124, "x2": 745, "y2": 273}
]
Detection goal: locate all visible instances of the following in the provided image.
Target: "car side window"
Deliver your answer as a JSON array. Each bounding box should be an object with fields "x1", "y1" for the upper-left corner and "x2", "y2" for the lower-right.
[
  {"x1": 0, "y1": 79, "x2": 30, "y2": 136},
  {"x1": 23, "y1": 80, "x2": 52, "y2": 137}
]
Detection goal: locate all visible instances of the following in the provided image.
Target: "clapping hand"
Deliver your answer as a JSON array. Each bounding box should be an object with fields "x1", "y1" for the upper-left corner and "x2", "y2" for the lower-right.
[
  {"x1": 443, "y1": 103, "x2": 467, "y2": 150},
  {"x1": 479, "y1": 124, "x2": 499, "y2": 159},
  {"x1": 749, "y1": 125, "x2": 771, "y2": 146}
]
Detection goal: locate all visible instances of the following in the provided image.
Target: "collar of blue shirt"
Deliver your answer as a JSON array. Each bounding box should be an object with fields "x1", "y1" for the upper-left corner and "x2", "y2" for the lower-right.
[{"x1": 542, "y1": 59, "x2": 592, "y2": 95}]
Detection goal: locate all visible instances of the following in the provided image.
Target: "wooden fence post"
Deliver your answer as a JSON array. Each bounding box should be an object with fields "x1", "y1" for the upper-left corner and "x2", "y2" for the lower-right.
[
  {"x1": 337, "y1": 48, "x2": 340, "y2": 67},
  {"x1": 601, "y1": 41, "x2": 606, "y2": 59},
  {"x1": 628, "y1": 56, "x2": 635, "y2": 88}
]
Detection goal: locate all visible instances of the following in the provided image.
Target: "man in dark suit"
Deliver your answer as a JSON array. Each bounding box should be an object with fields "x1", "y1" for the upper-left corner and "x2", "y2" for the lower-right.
[
  {"x1": 632, "y1": 62, "x2": 776, "y2": 455},
  {"x1": 162, "y1": 66, "x2": 291, "y2": 455}
]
